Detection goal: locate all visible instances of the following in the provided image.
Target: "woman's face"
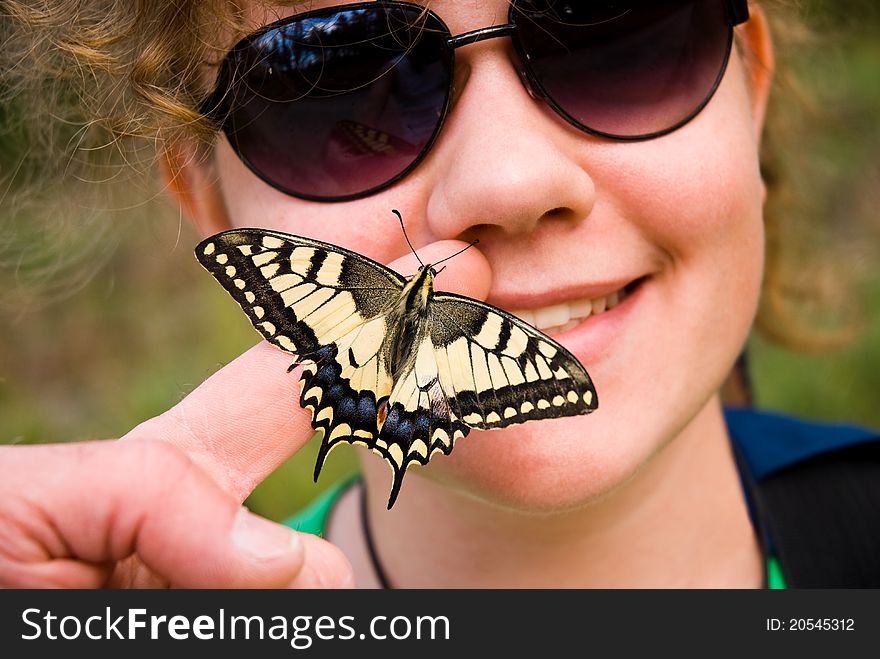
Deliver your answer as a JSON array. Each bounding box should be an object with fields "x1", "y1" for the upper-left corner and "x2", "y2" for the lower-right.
[{"x1": 201, "y1": 0, "x2": 770, "y2": 510}]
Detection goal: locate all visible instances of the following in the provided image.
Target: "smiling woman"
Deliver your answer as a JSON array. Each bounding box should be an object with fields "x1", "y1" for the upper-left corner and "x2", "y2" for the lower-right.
[{"x1": 1, "y1": 1, "x2": 878, "y2": 590}]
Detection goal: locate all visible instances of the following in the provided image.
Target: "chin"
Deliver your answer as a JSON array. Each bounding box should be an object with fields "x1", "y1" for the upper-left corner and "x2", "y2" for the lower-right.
[{"x1": 417, "y1": 413, "x2": 648, "y2": 514}]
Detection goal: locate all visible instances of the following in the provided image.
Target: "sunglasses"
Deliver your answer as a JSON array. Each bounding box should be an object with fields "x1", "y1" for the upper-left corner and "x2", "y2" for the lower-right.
[{"x1": 203, "y1": 0, "x2": 750, "y2": 202}]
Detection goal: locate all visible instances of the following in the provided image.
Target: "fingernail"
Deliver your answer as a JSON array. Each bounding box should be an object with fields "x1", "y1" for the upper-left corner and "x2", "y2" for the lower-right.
[{"x1": 232, "y1": 508, "x2": 301, "y2": 560}]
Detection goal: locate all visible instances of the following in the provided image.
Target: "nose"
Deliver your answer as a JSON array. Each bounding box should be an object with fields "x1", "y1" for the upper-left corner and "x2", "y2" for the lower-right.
[{"x1": 425, "y1": 44, "x2": 597, "y2": 239}]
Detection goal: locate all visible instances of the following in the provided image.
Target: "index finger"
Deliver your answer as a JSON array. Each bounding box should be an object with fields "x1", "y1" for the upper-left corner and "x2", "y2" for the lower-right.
[{"x1": 124, "y1": 239, "x2": 492, "y2": 502}]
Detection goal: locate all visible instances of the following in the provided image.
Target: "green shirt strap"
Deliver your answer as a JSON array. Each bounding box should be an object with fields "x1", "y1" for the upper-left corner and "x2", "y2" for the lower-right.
[
  {"x1": 766, "y1": 555, "x2": 787, "y2": 589},
  {"x1": 283, "y1": 474, "x2": 360, "y2": 537}
]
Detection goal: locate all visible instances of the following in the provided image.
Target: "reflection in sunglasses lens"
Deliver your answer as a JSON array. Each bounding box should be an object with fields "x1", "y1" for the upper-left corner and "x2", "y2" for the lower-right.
[{"x1": 225, "y1": 6, "x2": 451, "y2": 200}]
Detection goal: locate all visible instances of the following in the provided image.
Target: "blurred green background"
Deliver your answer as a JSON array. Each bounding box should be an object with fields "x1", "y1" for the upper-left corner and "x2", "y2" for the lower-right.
[{"x1": 1, "y1": 2, "x2": 879, "y2": 523}]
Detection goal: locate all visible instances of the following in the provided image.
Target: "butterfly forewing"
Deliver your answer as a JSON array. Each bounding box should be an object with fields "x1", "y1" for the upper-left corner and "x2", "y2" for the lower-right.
[
  {"x1": 196, "y1": 229, "x2": 406, "y2": 356},
  {"x1": 429, "y1": 294, "x2": 597, "y2": 429}
]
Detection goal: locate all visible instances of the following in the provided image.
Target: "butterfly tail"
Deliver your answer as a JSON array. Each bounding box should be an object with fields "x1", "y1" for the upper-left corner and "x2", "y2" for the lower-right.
[
  {"x1": 313, "y1": 429, "x2": 331, "y2": 483},
  {"x1": 386, "y1": 463, "x2": 407, "y2": 510}
]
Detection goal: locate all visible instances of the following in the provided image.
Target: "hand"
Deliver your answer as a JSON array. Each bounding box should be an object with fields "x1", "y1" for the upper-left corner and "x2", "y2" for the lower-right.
[{"x1": 0, "y1": 240, "x2": 491, "y2": 588}]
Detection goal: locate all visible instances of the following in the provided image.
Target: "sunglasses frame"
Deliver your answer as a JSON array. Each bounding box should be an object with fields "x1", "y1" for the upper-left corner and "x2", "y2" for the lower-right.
[{"x1": 203, "y1": 0, "x2": 751, "y2": 202}]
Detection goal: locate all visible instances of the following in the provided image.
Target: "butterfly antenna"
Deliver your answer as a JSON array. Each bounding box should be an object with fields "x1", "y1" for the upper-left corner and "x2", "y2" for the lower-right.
[
  {"x1": 432, "y1": 239, "x2": 480, "y2": 268},
  {"x1": 392, "y1": 209, "x2": 424, "y2": 268}
]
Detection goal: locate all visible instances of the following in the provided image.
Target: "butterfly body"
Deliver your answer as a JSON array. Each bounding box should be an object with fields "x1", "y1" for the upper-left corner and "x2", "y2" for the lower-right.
[
  {"x1": 197, "y1": 229, "x2": 598, "y2": 508},
  {"x1": 384, "y1": 264, "x2": 435, "y2": 382}
]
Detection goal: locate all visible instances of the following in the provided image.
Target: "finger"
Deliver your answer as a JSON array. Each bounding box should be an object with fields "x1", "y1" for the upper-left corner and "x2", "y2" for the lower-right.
[
  {"x1": 388, "y1": 239, "x2": 493, "y2": 300},
  {"x1": 124, "y1": 239, "x2": 493, "y2": 501},
  {"x1": 0, "y1": 441, "x2": 353, "y2": 588},
  {"x1": 124, "y1": 341, "x2": 314, "y2": 502},
  {"x1": 287, "y1": 534, "x2": 356, "y2": 589}
]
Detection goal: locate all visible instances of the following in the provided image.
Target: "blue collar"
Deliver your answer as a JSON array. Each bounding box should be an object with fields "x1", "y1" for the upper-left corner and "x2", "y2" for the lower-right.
[{"x1": 725, "y1": 407, "x2": 878, "y2": 480}]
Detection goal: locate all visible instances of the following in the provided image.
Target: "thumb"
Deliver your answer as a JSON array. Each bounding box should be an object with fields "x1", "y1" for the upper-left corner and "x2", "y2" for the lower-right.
[{"x1": 0, "y1": 441, "x2": 352, "y2": 588}]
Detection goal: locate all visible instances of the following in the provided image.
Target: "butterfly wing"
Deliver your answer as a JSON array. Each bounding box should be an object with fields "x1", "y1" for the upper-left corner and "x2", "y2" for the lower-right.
[
  {"x1": 196, "y1": 229, "x2": 406, "y2": 355},
  {"x1": 196, "y1": 229, "x2": 406, "y2": 482},
  {"x1": 429, "y1": 293, "x2": 598, "y2": 429}
]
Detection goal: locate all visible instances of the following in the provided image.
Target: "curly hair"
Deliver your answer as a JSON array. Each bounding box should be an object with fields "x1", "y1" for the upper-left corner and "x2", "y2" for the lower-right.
[{"x1": 0, "y1": 0, "x2": 864, "y2": 348}]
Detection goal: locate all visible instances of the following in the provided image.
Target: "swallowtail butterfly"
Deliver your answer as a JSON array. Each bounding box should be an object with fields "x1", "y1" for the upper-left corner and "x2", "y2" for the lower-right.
[{"x1": 197, "y1": 228, "x2": 598, "y2": 508}]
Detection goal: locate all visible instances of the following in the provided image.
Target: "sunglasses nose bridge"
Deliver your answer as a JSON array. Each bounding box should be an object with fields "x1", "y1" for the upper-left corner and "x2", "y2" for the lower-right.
[
  {"x1": 447, "y1": 23, "x2": 516, "y2": 49},
  {"x1": 447, "y1": 24, "x2": 546, "y2": 104}
]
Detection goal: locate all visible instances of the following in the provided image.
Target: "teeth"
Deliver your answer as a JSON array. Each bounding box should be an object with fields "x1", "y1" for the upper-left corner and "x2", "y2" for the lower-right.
[
  {"x1": 533, "y1": 302, "x2": 569, "y2": 330},
  {"x1": 513, "y1": 308, "x2": 535, "y2": 327},
  {"x1": 509, "y1": 285, "x2": 630, "y2": 332},
  {"x1": 540, "y1": 318, "x2": 581, "y2": 335},
  {"x1": 570, "y1": 298, "x2": 593, "y2": 319}
]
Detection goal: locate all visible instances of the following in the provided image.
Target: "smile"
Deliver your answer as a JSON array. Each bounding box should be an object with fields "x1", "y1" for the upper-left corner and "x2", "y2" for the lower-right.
[{"x1": 508, "y1": 280, "x2": 643, "y2": 334}]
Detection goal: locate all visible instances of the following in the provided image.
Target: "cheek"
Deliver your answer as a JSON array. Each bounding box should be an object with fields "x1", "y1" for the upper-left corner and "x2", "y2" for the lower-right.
[
  {"x1": 599, "y1": 56, "x2": 766, "y2": 333},
  {"x1": 610, "y1": 104, "x2": 762, "y2": 259},
  {"x1": 599, "y1": 61, "x2": 766, "y2": 465}
]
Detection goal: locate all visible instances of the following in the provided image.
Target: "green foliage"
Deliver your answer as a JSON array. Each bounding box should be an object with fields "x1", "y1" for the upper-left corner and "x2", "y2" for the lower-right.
[{"x1": 750, "y1": 281, "x2": 880, "y2": 427}]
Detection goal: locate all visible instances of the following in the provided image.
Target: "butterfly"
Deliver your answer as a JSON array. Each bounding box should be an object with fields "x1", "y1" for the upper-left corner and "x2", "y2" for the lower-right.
[{"x1": 196, "y1": 225, "x2": 598, "y2": 508}]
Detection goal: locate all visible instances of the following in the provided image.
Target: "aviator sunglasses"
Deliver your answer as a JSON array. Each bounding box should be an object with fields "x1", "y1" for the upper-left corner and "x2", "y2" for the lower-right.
[{"x1": 202, "y1": 0, "x2": 750, "y2": 202}]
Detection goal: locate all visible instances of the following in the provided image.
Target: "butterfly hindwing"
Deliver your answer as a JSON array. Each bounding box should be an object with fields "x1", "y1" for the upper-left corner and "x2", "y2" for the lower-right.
[
  {"x1": 302, "y1": 314, "x2": 396, "y2": 482},
  {"x1": 429, "y1": 294, "x2": 598, "y2": 429},
  {"x1": 375, "y1": 336, "x2": 470, "y2": 507}
]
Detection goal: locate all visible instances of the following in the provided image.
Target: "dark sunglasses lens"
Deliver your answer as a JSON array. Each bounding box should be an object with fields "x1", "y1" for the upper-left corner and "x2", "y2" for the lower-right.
[
  {"x1": 221, "y1": 6, "x2": 450, "y2": 200},
  {"x1": 515, "y1": 0, "x2": 732, "y2": 137}
]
